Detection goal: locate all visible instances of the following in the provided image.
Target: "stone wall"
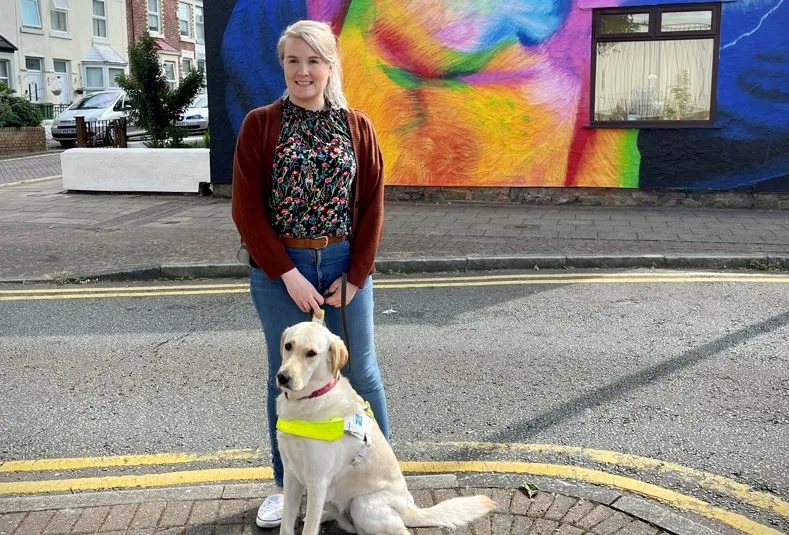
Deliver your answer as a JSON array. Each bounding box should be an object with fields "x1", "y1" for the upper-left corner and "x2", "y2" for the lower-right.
[
  {"x1": 0, "y1": 127, "x2": 46, "y2": 155},
  {"x1": 384, "y1": 187, "x2": 789, "y2": 210},
  {"x1": 212, "y1": 184, "x2": 789, "y2": 208}
]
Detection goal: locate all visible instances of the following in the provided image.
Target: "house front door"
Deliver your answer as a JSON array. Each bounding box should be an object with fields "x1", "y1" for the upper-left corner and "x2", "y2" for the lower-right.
[
  {"x1": 53, "y1": 60, "x2": 71, "y2": 105},
  {"x1": 24, "y1": 57, "x2": 43, "y2": 103}
]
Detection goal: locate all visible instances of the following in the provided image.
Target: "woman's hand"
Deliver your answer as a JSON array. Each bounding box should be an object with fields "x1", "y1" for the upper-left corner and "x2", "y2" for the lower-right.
[
  {"x1": 281, "y1": 268, "x2": 324, "y2": 314},
  {"x1": 324, "y1": 277, "x2": 358, "y2": 307}
]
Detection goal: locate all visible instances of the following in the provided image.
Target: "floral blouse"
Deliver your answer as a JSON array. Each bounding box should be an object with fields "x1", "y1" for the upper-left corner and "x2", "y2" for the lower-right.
[{"x1": 268, "y1": 98, "x2": 356, "y2": 238}]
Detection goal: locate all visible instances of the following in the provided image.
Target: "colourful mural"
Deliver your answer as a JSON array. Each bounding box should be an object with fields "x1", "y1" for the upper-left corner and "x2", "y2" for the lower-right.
[{"x1": 206, "y1": 0, "x2": 788, "y2": 191}]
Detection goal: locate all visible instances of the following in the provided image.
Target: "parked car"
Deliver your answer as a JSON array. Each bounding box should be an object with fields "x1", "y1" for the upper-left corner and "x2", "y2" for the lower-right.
[
  {"x1": 176, "y1": 94, "x2": 209, "y2": 134},
  {"x1": 50, "y1": 90, "x2": 145, "y2": 148}
]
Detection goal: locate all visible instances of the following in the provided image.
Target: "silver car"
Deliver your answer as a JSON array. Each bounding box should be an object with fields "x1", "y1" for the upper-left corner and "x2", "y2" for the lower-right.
[
  {"x1": 50, "y1": 90, "x2": 145, "y2": 148},
  {"x1": 176, "y1": 94, "x2": 209, "y2": 134}
]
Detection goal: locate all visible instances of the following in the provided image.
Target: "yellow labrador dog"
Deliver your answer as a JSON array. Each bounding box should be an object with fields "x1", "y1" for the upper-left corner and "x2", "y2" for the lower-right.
[{"x1": 275, "y1": 320, "x2": 495, "y2": 535}]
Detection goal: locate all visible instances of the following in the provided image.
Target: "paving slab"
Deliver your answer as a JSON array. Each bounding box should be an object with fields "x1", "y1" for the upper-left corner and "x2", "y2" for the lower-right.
[{"x1": 0, "y1": 179, "x2": 786, "y2": 283}]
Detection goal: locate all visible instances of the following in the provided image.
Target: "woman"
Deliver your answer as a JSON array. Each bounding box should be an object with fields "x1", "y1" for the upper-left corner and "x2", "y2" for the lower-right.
[{"x1": 231, "y1": 20, "x2": 390, "y2": 528}]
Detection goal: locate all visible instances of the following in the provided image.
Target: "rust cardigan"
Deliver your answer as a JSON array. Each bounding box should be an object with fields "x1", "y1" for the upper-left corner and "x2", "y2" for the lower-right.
[{"x1": 231, "y1": 99, "x2": 384, "y2": 288}]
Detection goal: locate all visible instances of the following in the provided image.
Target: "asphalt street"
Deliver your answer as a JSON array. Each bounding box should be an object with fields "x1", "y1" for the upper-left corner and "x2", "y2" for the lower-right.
[{"x1": 1, "y1": 270, "x2": 788, "y2": 531}]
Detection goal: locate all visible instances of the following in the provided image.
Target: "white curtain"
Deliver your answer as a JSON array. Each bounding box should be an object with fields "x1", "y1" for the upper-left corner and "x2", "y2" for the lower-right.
[{"x1": 594, "y1": 38, "x2": 714, "y2": 121}]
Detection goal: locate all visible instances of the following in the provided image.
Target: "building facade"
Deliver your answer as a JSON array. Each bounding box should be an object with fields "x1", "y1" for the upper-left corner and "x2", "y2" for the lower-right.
[
  {"x1": 205, "y1": 0, "x2": 788, "y2": 192},
  {"x1": 1, "y1": 0, "x2": 129, "y2": 106},
  {"x1": 126, "y1": 0, "x2": 205, "y2": 91}
]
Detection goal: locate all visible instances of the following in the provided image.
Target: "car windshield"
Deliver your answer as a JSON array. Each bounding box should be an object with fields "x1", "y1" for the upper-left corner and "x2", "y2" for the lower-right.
[
  {"x1": 191, "y1": 95, "x2": 208, "y2": 108},
  {"x1": 72, "y1": 92, "x2": 121, "y2": 110}
]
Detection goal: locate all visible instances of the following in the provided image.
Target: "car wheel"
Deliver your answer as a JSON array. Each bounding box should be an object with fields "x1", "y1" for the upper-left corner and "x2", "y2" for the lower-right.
[{"x1": 59, "y1": 140, "x2": 76, "y2": 148}]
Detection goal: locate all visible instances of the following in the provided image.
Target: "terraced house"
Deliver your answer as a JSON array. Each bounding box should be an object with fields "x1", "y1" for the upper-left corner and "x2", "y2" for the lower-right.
[
  {"x1": 125, "y1": 0, "x2": 206, "y2": 92},
  {"x1": 0, "y1": 0, "x2": 205, "y2": 111},
  {"x1": 1, "y1": 0, "x2": 128, "y2": 110}
]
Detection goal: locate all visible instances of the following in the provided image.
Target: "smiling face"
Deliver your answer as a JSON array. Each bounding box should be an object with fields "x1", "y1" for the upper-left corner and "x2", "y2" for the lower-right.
[{"x1": 282, "y1": 37, "x2": 332, "y2": 111}]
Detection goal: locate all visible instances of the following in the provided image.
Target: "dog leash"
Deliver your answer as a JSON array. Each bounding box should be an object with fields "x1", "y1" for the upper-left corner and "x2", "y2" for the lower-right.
[
  {"x1": 340, "y1": 272, "x2": 351, "y2": 363},
  {"x1": 315, "y1": 273, "x2": 351, "y2": 370}
]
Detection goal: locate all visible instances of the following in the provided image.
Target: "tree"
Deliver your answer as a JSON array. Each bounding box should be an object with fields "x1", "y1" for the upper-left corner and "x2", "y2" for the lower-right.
[
  {"x1": 0, "y1": 83, "x2": 43, "y2": 128},
  {"x1": 116, "y1": 34, "x2": 204, "y2": 147},
  {"x1": 670, "y1": 70, "x2": 693, "y2": 119}
]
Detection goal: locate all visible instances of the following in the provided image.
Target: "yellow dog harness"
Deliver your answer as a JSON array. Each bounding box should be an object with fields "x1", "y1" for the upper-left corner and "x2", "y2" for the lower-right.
[
  {"x1": 277, "y1": 399, "x2": 375, "y2": 466},
  {"x1": 276, "y1": 402, "x2": 374, "y2": 441}
]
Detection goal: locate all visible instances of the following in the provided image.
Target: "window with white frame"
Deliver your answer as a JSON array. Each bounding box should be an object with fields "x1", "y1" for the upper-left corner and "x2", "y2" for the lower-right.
[
  {"x1": 50, "y1": 10, "x2": 67, "y2": 32},
  {"x1": 163, "y1": 61, "x2": 176, "y2": 90},
  {"x1": 83, "y1": 65, "x2": 125, "y2": 91},
  {"x1": 21, "y1": 0, "x2": 43, "y2": 28},
  {"x1": 178, "y1": 3, "x2": 191, "y2": 37},
  {"x1": 181, "y1": 58, "x2": 192, "y2": 77},
  {"x1": 92, "y1": 0, "x2": 107, "y2": 38},
  {"x1": 108, "y1": 67, "x2": 124, "y2": 88},
  {"x1": 53, "y1": 59, "x2": 68, "y2": 74},
  {"x1": 0, "y1": 60, "x2": 10, "y2": 87},
  {"x1": 25, "y1": 57, "x2": 42, "y2": 71},
  {"x1": 84, "y1": 66, "x2": 104, "y2": 91},
  {"x1": 196, "y1": 58, "x2": 205, "y2": 72},
  {"x1": 195, "y1": 6, "x2": 204, "y2": 43},
  {"x1": 148, "y1": 0, "x2": 160, "y2": 33},
  {"x1": 50, "y1": 0, "x2": 70, "y2": 31}
]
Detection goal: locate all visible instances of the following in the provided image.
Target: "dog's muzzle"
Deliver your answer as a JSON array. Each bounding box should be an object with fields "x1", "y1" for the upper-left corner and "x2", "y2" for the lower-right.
[{"x1": 276, "y1": 371, "x2": 290, "y2": 387}]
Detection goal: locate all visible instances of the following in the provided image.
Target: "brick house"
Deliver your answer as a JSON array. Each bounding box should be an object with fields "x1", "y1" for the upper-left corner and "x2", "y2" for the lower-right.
[{"x1": 125, "y1": 0, "x2": 205, "y2": 92}]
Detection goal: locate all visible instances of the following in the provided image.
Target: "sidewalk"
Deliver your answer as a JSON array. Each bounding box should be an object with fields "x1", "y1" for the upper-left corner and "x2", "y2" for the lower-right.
[
  {"x1": 0, "y1": 178, "x2": 787, "y2": 283},
  {"x1": 1, "y1": 474, "x2": 737, "y2": 535}
]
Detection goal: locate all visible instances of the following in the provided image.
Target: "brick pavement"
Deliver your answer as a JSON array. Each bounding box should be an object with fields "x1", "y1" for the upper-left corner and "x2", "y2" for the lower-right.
[
  {"x1": 0, "y1": 153, "x2": 62, "y2": 186},
  {"x1": 0, "y1": 487, "x2": 674, "y2": 535}
]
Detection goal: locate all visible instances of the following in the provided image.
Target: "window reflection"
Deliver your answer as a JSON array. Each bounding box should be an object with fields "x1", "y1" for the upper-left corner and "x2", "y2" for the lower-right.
[
  {"x1": 600, "y1": 13, "x2": 650, "y2": 34},
  {"x1": 594, "y1": 39, "x2": 714, "y2": 122},
  {"x1": 661, "y1": 11, "x2": 712, "y2": 32}
]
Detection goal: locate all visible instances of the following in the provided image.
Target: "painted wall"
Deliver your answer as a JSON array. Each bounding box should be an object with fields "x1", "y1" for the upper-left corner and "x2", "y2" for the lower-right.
[{"x1": 205, "y1": 0, "x2": 788, "y2": 191}]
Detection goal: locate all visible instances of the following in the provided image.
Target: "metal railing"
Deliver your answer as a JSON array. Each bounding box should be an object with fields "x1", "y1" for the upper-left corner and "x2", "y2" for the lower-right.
[
  {"x1": 34, "y1": 103, "x2": 72, "y2": 120},
  {"x1": 53, "y1": 104, "x2": 70, "y2": 118},
  {"x1": 76, "y1": 116, "x2": 128, "y2": 148}
]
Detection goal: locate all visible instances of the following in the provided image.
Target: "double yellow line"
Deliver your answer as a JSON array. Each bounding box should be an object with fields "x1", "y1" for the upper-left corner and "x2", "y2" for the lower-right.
[
  {"x1": 0, "y1": 282, "x2": 249, "y2": 301},
  {"x1": 1, "y1": 444, "x2": 786, "y2": 534},
  {"x1": 374, "y1": 271, "x2": 789, "y2": 288},
  {"x1": 2, "y1": 271, "x2": 787, "y2": 301}
]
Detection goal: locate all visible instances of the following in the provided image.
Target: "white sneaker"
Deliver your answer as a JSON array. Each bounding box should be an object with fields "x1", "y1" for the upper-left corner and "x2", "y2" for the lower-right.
[{"x1": 256, "y1": 494, "x2": 284, "y2": 528}]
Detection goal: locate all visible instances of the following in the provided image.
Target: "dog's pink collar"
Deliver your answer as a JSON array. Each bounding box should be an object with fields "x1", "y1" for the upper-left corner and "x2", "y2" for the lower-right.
[{"x1": 286, "y1": 377, "x2": 339, "y2": 400}]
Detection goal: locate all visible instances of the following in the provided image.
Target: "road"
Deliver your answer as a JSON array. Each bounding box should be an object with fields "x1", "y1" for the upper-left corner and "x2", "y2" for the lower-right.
[{"x1": 1, "y1": 269, "x2": 788, "y2": 531}]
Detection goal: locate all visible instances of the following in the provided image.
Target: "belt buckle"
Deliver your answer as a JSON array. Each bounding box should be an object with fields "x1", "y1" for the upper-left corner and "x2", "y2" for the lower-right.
[{"x1": 315, "y1": 236, "x2": 329, "y2": 249}]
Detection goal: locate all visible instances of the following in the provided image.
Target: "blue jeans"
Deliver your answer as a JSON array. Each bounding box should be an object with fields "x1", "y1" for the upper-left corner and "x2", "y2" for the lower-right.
[{"x1": 249, "y1": 240, "x2": 390, "y2": 487}]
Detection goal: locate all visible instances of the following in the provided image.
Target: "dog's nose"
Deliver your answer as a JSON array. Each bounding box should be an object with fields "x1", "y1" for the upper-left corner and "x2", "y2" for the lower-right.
[{"x1": 276, "y1": 371, "x2": 290, "y2": 386}]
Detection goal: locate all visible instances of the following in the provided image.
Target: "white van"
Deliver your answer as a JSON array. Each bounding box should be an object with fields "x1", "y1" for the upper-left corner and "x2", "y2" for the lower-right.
[{"x1": 51, "y1": 90, "x2": 145, "y2": 148}]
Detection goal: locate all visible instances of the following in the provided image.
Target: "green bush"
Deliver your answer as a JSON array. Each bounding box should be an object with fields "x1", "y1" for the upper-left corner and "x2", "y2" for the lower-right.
[
  {"x1": 166, "y1": 125, "x2": 188, "y2": 148},
  {"x1": 0, "y1": 83, "x2": 43, "y2": 127}
]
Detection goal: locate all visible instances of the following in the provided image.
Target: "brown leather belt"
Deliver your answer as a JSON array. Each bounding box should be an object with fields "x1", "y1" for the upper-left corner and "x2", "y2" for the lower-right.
[{"x1": 281, "y1": 235, "x2": 345, "y2": 249}]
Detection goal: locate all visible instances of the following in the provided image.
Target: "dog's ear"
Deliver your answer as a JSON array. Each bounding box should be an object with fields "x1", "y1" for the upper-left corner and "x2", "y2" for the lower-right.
[
  {"x1": 280, "y1": 327, "x2": 289, "y2": 357},
  {"x1": 330, "y1": 336, "x2": 349, "y2": 377}
]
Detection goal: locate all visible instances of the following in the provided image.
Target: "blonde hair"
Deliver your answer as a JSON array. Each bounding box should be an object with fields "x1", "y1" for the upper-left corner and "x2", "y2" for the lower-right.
[{"x1": 277, "y1": 20, "x2": 348, "y2": 110}]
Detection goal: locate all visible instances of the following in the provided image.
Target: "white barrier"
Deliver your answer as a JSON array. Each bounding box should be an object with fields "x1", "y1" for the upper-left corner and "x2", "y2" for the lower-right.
[{"x1": 61, "y1": 148, "x2": 209, "y2": 193}]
